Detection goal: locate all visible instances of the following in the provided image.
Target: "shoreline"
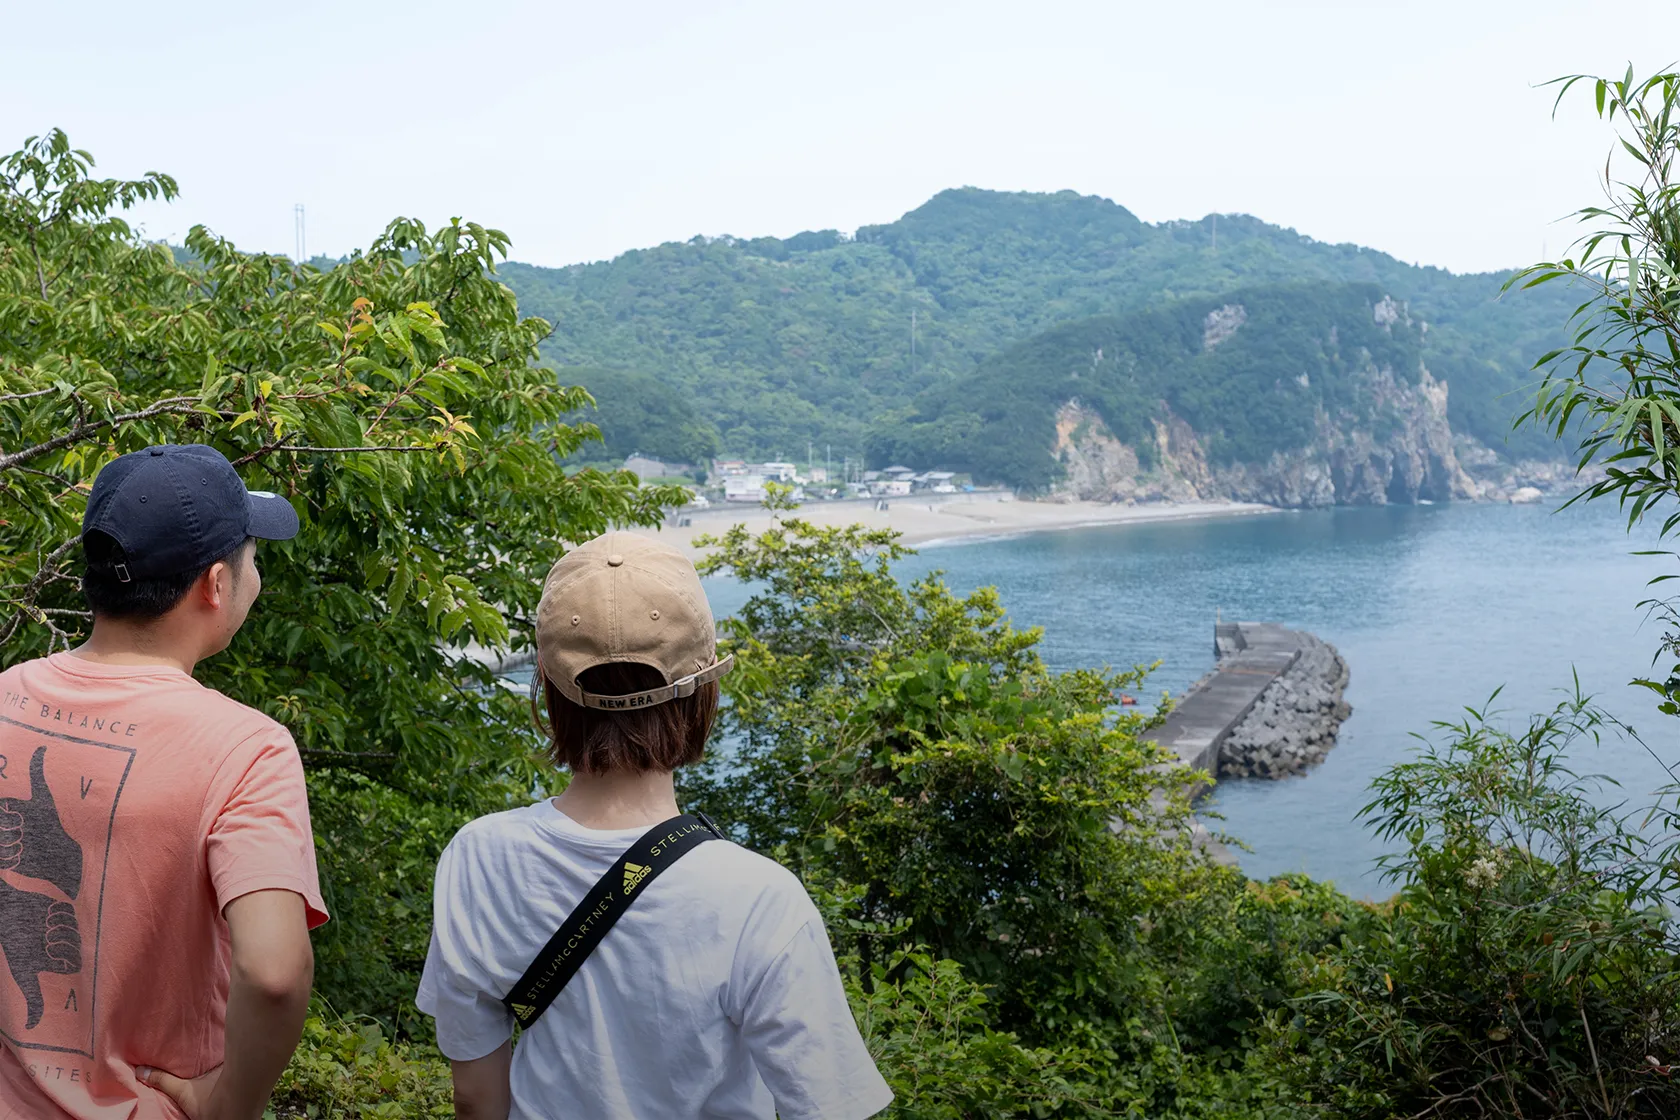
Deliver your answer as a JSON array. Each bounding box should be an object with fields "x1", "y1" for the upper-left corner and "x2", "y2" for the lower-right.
[{"x1": 656, "y1": 496, "x2": 1281, "y2": 558}]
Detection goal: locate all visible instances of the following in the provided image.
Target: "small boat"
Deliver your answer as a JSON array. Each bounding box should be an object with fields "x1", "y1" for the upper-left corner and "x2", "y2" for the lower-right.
[{"x1": 1119, "y1": 695, "x2": 1137, "y2": 706}]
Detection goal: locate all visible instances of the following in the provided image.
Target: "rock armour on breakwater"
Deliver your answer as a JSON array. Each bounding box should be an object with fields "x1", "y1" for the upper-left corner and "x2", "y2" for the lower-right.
[{"x1": 1218, "y1": 633, "x2": 1351, "y2": 779}]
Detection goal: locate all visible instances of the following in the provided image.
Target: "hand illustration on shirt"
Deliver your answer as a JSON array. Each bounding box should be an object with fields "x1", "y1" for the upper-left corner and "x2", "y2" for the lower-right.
[
  {"x1": 0, "y1": 746, "x2": 84, "y2": 900},
  {"x1": 0, "y1": 877, "x2": 82, "y2": 1029}
]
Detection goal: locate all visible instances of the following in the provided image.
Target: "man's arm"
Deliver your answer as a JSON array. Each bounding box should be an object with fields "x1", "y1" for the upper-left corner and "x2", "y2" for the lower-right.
[
  {"x1": 451, "y1": 1038, "x2": 512, "y2": 1120},
  {"x1": 217, "y1": 890, "x2": 314, "y2": 1114},
  {"x1": 140, "y1": 889, "x2": 313, "y2": 1120}
]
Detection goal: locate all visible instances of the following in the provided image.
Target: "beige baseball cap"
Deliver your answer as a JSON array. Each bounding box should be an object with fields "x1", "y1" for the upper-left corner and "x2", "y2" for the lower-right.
[{"x1": 534, "y1": 531, "x2": 733, "y2": 711}]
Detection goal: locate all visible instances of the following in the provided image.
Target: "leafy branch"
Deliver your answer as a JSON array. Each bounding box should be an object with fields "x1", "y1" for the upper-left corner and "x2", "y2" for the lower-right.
[
  {"x1": 0, "y1": 395, "x2": 202, "y2": 470},
  {"x1": 1509, "y1": 68, "x2": 1680, "y2": 532}
]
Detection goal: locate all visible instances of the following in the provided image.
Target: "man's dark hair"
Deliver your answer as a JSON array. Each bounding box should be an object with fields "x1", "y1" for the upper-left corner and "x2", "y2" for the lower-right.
[
  {"x1": 81, "y1": 531, "x2": 251, "y2": 620},
  {"x1": 542, "y1": 662, "x2": 717, "y2": 775}
]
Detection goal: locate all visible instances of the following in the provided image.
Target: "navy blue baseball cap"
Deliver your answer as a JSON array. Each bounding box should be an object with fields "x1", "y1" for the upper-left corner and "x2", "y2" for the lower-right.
[{"x1": 82, "y1": 445, "x2": 299, "y2": 580}]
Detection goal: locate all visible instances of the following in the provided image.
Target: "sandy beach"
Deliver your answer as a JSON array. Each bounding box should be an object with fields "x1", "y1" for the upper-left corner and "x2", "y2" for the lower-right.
[{"x1": 656, "y1": 493, "x2": 1279, "y2": 558}]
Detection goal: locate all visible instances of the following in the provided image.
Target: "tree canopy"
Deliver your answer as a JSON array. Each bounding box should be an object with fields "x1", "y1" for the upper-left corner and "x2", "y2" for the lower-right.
[{"x1": 0, "y1": 128, "x2": 685, "y2": 1026}]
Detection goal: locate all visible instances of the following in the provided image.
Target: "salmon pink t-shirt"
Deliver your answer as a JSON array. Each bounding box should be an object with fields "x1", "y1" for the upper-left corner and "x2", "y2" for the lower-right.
[{"x1": 0, "y1": 653, "x2": 328, "y2": 1120}]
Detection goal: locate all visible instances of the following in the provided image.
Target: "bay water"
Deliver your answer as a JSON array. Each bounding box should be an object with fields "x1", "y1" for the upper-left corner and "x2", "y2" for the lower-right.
[{"x1": 704, "y1": 500, "x2": 1680, "y2": 896}]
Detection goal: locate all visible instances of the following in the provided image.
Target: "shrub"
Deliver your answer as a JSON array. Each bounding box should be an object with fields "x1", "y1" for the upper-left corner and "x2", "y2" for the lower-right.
[
  {"x1": 1263, "y1": 692, "x2": 1680, "y2": 1117},
  {"x1": 269, "y1": 1011, "x2": 453, "y2": 1119}
]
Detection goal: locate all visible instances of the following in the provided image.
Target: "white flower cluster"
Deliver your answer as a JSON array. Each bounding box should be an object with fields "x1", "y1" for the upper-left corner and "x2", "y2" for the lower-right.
[{"x1": 1464, "y1": 848, "x2": 1509, "y2": 890}]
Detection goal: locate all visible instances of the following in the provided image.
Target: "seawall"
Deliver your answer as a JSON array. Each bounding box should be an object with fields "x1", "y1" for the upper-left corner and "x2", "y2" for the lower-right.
[{"x1": 1144, "y1": 622, "x2": 1350, "y2": 792}]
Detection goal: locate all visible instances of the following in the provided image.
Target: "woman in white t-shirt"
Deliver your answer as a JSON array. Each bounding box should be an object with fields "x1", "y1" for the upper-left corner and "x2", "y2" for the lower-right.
[{"x1": 416, "y1": 531, "x2": 893, "y2": 1120}]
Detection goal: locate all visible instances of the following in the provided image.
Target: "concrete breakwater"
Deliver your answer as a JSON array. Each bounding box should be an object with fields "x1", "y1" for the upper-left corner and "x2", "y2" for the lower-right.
[
  {"x1": 1143, "y1": 621, "x2": 1351, "y2": 787},
  {"x1": 1219, "y1": 631, "x2": 1351, "y2": 778}
]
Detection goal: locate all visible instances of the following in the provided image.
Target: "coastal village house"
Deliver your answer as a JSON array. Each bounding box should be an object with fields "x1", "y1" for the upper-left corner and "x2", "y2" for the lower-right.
[
  {"x1": 704, "y1": 458, "x2": 968, "y2": 502},
  {"x1": 717, "y1": 459, "x2": 803, "y2": 503}
]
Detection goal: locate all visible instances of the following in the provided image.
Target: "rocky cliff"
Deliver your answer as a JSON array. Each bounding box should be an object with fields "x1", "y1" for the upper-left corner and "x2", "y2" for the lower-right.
[
  {"x1": 1048, "y1": 298, "x2": 1479, "y2": 507},
  {"x1": 877, "y1": 280, "x2": 1563, "y2": 504}
]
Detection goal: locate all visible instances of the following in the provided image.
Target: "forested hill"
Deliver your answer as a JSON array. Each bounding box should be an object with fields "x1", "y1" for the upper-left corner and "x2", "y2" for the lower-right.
[
  {"x1": 874, "y1": 281, "x2": 1474, "y2": 504},
  {"x1": 499, "y1": 188, "x2": 1575, "y2": 463}
]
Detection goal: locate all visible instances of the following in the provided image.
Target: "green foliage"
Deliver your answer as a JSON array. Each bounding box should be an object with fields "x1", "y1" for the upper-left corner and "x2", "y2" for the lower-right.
[
  {"x1": 0, "y1": 130, "x2": 684, "y2": 1029},
  {"x1": 871, "y1": 281, "x2": 1429, "y2": 491},
  {"x1": 848, "y1": 951, "x2": 1111, "y2": 1119},
  {"x1": 1515, "y1": 70, "x2": 1680, "y2": 528},
  {"x1": 1513, "y1": 70, "x2": 1680, "y2": 717},
  {"x1": 502, "y1": 187, "x2": 1576, "y2": 463},
  {"x1": 269, "y1": 1011, "x2": 454, "y2": 1119},
  {"x1": 305, "y1": 773, "x2": 477, "y2": 1038},
  {"x1": 1263, "y1": 692, "x2": 1680, "y2": 1117},
  {"x1": 557, "y1": 365, "x2": 718, "y2": 470}
]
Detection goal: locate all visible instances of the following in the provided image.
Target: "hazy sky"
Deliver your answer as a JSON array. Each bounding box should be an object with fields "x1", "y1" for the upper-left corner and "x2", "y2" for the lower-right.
[{"x1": 5, "y1": 1, "x2": 1677, "y2": 275}]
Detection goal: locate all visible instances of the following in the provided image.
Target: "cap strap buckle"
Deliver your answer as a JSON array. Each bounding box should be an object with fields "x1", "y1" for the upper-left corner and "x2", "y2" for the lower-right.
[
  {"x1": 575, "y1": 653, "x2": 736, "y2": 711},
  {"x1": 113, "y1": 563, "x2": 132, "y2": 584}
]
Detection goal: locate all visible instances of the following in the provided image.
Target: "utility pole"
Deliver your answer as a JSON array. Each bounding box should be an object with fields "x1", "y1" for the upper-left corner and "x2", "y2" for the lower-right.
[
  {"x1": 294, "y1": 204, "x2": 306, "y2": 264},
  {"x1": 910, "y1": 308, "x2": 917, "y2": 380}
]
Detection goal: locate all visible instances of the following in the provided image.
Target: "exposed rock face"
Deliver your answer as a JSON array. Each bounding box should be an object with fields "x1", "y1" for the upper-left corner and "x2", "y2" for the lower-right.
[
  {"x1": 1052, "y1": 404, "x2": 1205, "y2": 503},
  {"x1": 1051, "y1": 350, "x2": 1479, "y2": 508},
  {"x1": 1203, "y1": 304, "x2": 1247, "y2": 350},
  {"x1": 1053, "y1": 403, "x2": 1144, "y2": 502},
  {"x1": 1372, "y1": 294, "x2": 1406, "y2": 327},
  {"x1": 1219, "y1": 633, "x2": 1351, "y2": 780},
  {"x1": 1453, "y1": 435, "x2": 1597, "y2": 502}
]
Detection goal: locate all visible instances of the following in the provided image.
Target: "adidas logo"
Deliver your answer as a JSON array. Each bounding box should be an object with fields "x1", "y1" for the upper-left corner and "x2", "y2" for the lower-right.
[
  {"x1": 622, "y1": 862, "x2": 652, "y2": 894},
  {"x1": 510, "y1": 1002, "x2": 535, "y2": 1021}
]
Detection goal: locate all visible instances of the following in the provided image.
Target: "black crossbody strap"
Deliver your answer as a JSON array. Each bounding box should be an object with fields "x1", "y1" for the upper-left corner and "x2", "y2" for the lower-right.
[{"x1": 502, "y1": 811, "x2": 722, "y2": 1029}]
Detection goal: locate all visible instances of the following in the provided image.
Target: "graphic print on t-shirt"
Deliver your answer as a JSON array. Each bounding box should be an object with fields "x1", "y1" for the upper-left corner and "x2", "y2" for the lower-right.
[{"x1": 0, "y1": 716, "x2": 133, "y2": 1057}]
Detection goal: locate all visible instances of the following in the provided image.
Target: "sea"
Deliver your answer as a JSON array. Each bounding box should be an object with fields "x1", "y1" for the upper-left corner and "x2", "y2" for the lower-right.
[{"x1": 702, "y1": 499, "x2": 1680, "y2": 897}]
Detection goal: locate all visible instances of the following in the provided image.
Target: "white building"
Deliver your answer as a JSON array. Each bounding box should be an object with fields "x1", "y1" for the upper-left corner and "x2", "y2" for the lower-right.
[{"x1": 724, "y1": 474, "x2": 766, "y2": 502}]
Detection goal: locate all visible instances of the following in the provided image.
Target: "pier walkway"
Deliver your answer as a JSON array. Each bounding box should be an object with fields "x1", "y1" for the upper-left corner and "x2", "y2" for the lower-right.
[{"x1": 1144, "y1": 622, "x2": 1313, "y2": 780}]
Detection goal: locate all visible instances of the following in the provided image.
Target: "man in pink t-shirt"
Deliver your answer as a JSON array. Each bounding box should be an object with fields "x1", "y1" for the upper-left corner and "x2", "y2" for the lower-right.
[{"x1": 0, "y1": 444, "x2": 327, "y2": 1120}]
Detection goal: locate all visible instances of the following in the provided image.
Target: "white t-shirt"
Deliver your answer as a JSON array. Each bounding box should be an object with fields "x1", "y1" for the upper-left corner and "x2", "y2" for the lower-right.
[{"x1": 416, "y1": 801, "x2": 894, "y2": 1120}]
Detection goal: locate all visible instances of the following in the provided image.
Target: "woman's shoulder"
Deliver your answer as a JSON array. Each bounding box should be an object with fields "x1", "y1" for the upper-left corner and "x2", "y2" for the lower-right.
[
  {"x1": 685, "y1": 840, "x2": 823, "y2": 932},
  {"x1": 693, "y1": 838, "x2": 804, "y2": 890},
  {"x1": 439, "y1": 802, "x2": 553, "y2": 865}
]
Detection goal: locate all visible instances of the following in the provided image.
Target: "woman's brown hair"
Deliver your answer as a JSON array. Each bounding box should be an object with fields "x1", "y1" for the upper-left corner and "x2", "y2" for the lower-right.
[{"x1": 537, "y1": 661, "x2": 718, "y2": 775}]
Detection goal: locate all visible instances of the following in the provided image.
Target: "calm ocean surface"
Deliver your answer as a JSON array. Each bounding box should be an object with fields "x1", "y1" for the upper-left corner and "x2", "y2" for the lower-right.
[{"x1": 704, "y1": 500, "x2": 1680, "y2": 896}]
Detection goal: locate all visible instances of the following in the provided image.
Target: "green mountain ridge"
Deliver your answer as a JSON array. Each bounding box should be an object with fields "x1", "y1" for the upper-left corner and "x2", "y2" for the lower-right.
[{"x1": 499, "y1": 187, "x2": 1575, "y2": 467}]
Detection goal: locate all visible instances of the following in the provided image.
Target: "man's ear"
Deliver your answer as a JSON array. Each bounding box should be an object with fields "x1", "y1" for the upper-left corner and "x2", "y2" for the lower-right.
[{"x1": 195, "y1": 560, "x2": 231, "y2": 611}]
